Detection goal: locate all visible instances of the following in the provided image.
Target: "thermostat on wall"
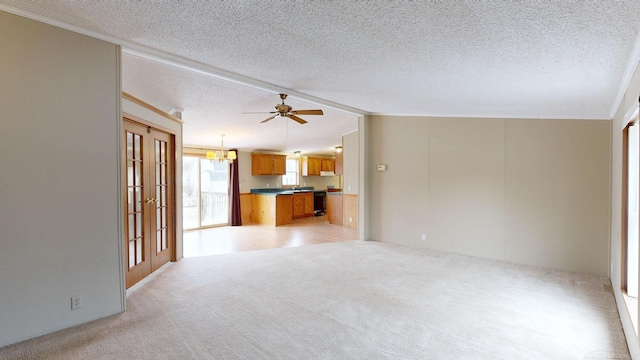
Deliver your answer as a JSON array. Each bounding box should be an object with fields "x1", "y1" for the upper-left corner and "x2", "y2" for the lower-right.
[{"x1": 377, "y1": 164, "x2": 387, "y2": 172}]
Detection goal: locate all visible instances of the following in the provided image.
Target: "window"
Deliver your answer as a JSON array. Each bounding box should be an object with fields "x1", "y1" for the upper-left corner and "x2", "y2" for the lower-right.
[
  {"x1": 282, "y1": 158, "x2": 299, "y2": 186},
  {"x1": 182, "y1": 156, "x2": 230, "y2": 229}
]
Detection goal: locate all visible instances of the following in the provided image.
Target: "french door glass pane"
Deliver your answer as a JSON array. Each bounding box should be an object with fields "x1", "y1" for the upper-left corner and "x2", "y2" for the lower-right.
[
  {"x1": 200, "y1": 159, "x2": 229, "y2": 226},
  {"x1": 183, "y1": 157, "x2": 200, "y2": 230},
  {"x1": 126, "y1": 131, "x2": 144, "y2": 269}
]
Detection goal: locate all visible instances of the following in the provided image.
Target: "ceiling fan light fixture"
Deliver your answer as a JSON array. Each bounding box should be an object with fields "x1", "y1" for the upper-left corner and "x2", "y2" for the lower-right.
[{"x1": 258, "y1": 93, "x2": 323, "y2": 125}]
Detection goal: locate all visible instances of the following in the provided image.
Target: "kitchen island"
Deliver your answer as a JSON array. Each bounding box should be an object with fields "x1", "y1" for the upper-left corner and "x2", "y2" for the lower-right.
[
  {"x1": 250, "y1": 192, "x2": 292, "y2": 226},
  {"x1": 250, "y1": 188, "x2": 324, "y2": 226},
  {"x1": 326, "y1": 191, "x2": 343, "y2": 225}
]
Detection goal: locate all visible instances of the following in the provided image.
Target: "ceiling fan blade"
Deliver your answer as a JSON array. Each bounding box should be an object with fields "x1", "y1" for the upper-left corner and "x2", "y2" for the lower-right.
[
  {"x1": 260, "y1": 114, "x2": 278, "y2": 123},
  {"x1": 287, "y1": 114, "x2": 308, "y2": 124},
  {"x1": 290, "y1": 109, "x2": 323, "y2": 116},
  {"x1": 242, "y1": 111, "x2": 277, "y2": 114}
]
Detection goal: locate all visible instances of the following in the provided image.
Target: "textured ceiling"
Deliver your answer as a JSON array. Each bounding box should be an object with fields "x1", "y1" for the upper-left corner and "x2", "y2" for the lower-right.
[
  {"x1": 2, "y1": 1, "x2": 640, "y2": 153},
  {"x1": 122, "y1": 53, "x2": 355, "y2": 153}
]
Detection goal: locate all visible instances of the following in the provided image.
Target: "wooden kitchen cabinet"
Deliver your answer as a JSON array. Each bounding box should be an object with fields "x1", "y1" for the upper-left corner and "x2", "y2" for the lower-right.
[
  {"x1": 327, "y1": 194, "x2": 343, "y2": 225},
  {"x1": 272, "y1": 156, "x2": 286, "y2": 175},
  {"x1": 321, "y1": 158, "x2": 334, "y2": 172},
  {"x1": 292, "y1": 193, "x2": 305, "y2": 218},
  {"x1": 334, "y1": 151, "x2": 343, "y2": 175},
  {"x1": 304, "y1": 192, "x2": 314, "y2": 216},
  {"x1": 292, "y1": 192, "x2": 315, "y2": 218},
  {"x1": 251, "y1": 194, "x2": 292, "y2": 226},
  {"x1": 252, "y1": 153, "x2": 287, "y2": 175},
  {"x1": 302, "y1": 157, "x2": 321, "y2": 176},
  {"x1": 302, "y1": 157, "x2": 335, "y2": 176}
]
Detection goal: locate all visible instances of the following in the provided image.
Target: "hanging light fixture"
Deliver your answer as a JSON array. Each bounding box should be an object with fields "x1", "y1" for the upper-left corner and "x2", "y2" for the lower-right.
[{"x1": 206, "y1": 134, "x2": 237, "y2": 164}]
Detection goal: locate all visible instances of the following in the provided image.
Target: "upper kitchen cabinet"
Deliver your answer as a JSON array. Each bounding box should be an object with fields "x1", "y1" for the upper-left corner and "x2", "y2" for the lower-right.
[
  {"x1": 302, "y1": 157, "x2": 321, "y2": 176},
  {"x1": 302, "y1": 156, "x2": 335, "y2": 176},
  {"x1": 252, "y1": 153, "x2": 287, "y2": 175},
  {"x1": 321, "y1": 158, "x2": 335, "y2": 172},
  {"x1": 334, "y1": 150, "x2": 343, "y2": 176}
]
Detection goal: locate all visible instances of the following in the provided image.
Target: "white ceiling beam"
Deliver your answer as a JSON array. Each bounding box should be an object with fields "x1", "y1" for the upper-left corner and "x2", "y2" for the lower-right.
[{"x1": 0, "y1": 4, "x2": 367, "y2": 117}]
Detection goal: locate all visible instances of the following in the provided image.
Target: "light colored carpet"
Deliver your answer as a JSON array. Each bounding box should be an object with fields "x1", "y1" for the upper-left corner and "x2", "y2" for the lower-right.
[{"x1": 0, "y1": 241, "x2": 630, "y2": 359}]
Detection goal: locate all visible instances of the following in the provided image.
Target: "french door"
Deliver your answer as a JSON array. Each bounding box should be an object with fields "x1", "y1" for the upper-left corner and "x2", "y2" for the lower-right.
[{"x1": 124, "y1": 119, "x2": 175, "y2": 288}]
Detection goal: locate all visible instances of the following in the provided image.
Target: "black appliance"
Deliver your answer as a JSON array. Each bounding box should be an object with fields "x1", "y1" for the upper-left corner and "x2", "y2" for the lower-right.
[{"x1": 313, "y1": 191, "x2": 326, "y2": 216}]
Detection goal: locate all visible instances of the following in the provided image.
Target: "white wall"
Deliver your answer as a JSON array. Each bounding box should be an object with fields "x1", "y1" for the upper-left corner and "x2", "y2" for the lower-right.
[
  {"x1": 0, "y1": 11, "x2": 123, "y2": 347},
  {"x1": 611, "y1": 57, "x2": 640, "y2": 358},
  {"x1": 367, "y1": 115, "x2": 611, "y2": 276}
]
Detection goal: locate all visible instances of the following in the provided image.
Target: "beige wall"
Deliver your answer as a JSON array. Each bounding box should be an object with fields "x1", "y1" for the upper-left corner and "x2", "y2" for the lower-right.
[
  {"x1": 0, "y1": 11, "x2": 123, "y2": 347},
  {"x1": 505, "y1": 120, "x2": 610, "y2": 273},
  {"x1": 343, "y1": 131, "x2": 359, "y2": 195},
  {"x1": 367, "y1": 115, "x2": 611, "y2": 276},
  {"x1": 429, "y1": 118, "x2": 505, "y2": 258},
  {"x1": 611, "y1": 57, "x2": 640, "y2": 358}
]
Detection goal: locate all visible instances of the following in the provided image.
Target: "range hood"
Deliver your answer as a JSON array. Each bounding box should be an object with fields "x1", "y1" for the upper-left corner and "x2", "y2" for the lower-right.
[{"x1": 320, "y1": 171, "x2": 335, "y2": 177}]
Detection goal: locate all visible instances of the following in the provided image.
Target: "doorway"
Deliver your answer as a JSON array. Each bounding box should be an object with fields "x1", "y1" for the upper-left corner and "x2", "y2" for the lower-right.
[
  {"x1": 123, "y1": 118, "x2": 176, "y2": 288},
  {"x1": 182, "y1": 155, "x2": 230, "y2": 230}
]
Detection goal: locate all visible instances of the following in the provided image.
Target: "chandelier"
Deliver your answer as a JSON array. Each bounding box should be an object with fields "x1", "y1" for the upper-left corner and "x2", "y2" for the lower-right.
[{"x1": 206, "y1": 134, "x2": 236, "y2": 164}]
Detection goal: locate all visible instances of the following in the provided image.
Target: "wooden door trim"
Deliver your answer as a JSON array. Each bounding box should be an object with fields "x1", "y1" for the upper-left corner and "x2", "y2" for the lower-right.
[
  {"x1": 123, "y1": 93, "x2": 183, "y2": 124},
  {"x1": 623, "y1": 124, "x2": 629, "y2": 291}
]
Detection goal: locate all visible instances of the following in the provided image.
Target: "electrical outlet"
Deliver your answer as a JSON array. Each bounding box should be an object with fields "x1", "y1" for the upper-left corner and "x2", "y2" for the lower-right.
[
  {"x1": 71, "y1": 296, "x2": 82, "y2": 310},
  {"x1": 421, "y1": 234, "x2": 427, "y2": 241},
  {"x1": 349, "y1": 217, "x2": 353, "y2": 223},
  {"x1": 348, "y1": 185, "x2": 352, "y2": 190}
]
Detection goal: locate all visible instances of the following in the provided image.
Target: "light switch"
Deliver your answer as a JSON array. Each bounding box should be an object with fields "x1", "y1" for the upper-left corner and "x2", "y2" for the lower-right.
[{"x1": 377, "y1": 164, "x2": 387, "y2": 171}]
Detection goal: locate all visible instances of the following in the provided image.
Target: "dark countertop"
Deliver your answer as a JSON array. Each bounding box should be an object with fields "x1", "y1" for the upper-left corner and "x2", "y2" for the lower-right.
[{"x1": 250, "y1": 187, "x2": 327, "y2": 196}]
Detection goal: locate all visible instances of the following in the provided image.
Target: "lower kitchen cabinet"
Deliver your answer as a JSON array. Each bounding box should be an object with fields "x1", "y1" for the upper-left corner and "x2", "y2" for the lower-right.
[
  {"x1": 292, "y1": 192, "x2": 314, "y2": 218},
  {"x1": 304, "y1": 193, "x2": 314, "y2": 216}
]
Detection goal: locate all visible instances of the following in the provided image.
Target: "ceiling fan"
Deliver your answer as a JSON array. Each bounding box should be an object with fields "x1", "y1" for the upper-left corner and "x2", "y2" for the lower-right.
[{"x1": 254, "y1": 93, "x2": 323, "y2": 124}]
